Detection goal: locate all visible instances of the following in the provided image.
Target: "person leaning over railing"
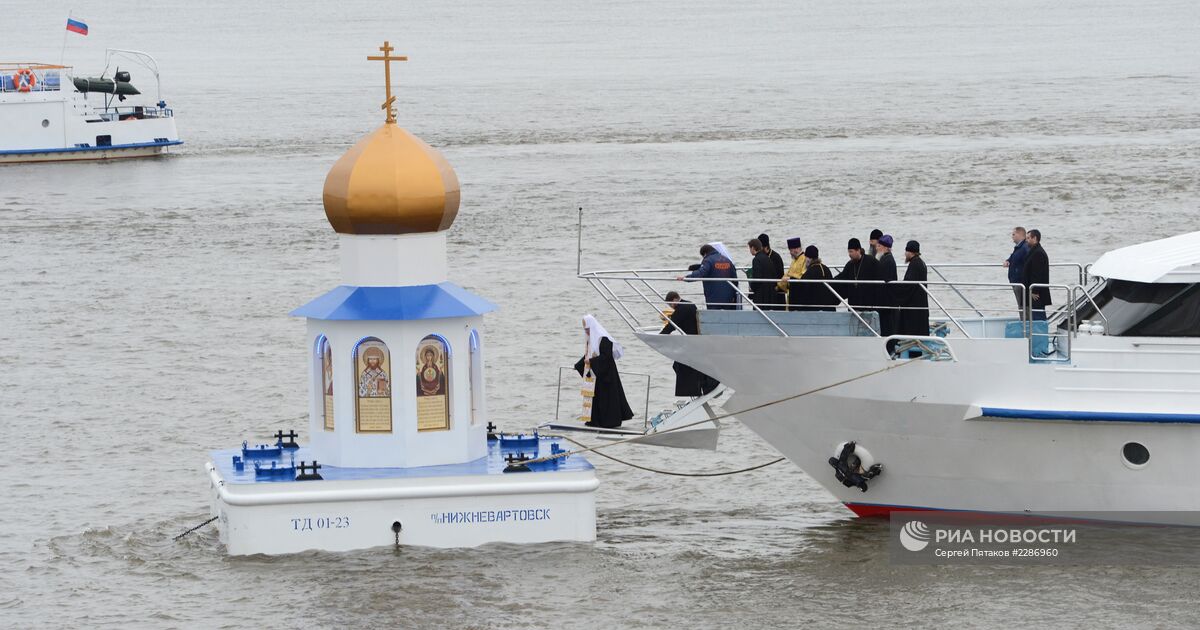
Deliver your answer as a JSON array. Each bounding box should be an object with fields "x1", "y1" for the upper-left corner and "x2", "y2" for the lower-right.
[
  {"x1": 659, "y1": 291, "x2": 720, "y2": 396},
  {"x1": 676, "y1": 244, "x2": 739, "y2": 310}
]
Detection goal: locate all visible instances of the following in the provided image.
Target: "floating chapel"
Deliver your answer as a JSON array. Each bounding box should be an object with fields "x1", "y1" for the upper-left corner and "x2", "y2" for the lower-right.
[{"x1": 204, "y1": 42, "x2": 597, "y2": 556}]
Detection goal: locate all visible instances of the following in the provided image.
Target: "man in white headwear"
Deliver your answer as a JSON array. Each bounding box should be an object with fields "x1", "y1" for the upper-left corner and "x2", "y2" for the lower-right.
[{"x1": 574, "y1": 314, "x2": 634, "y2": 428}]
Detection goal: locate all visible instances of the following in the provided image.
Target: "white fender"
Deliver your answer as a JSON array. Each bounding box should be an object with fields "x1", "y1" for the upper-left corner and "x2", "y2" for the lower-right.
[{"x1": 833, "y1": 442, "x2": 875, "y2": 472}]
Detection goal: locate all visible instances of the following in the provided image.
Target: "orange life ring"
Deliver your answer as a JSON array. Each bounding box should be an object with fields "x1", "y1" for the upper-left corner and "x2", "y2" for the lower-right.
[{"x1": 14, "y1": 68, "x2": 36, "y2": 93}]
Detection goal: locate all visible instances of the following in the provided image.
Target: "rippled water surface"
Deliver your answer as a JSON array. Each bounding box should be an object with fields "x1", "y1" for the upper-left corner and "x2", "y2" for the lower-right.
[{"x1": 3, "y1": 0, "x2": 1199, "y2": 627}]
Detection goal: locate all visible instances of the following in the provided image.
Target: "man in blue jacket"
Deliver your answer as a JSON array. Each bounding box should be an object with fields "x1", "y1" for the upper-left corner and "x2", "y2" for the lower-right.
[
  {"x1": 1003, "y1": 226, "x2": 1029, "y2": 314},
  {"x1": 677, "y1": 244, "x2": 739, "y2": 310}
]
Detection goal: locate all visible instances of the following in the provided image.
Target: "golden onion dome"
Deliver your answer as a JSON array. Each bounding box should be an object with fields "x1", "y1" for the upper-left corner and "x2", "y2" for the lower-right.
[{"x1": 322, "y1": 122, "x2": 460, "y2": 235}]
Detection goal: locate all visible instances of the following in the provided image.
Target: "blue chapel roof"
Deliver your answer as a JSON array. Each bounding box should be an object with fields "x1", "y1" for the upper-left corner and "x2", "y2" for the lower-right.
[{"x1": 290, "y1": 283, "x2": 497, "y2": 321}]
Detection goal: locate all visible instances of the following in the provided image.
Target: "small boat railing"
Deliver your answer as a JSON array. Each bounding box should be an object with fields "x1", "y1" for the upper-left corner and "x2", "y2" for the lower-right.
[
  {"x1": 553, "y1": 366, "x2": 652, "y2": 430},
  {"x1": 94, "y1": 105, "x2": 174, "y2": 121},
  {"x1": 582, "y1": 267, "x2": 1101, "y2": 346}
]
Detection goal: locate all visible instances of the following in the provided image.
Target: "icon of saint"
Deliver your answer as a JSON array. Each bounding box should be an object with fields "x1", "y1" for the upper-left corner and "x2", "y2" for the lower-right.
[
  {"x1": 417, "y1": 346, "x2": 446, "y2": 396},
  {"x1": 359, "y1": 346, "x2": 390, "y2": 397}
]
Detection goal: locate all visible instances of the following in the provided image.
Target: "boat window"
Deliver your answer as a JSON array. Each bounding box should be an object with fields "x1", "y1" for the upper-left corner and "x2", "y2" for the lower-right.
[
  {"x1": 1122, "y1": 442, "x2": 1150, "y2": 468},
  {"x1": 1077, "y1": 280, "x2": 1200, "y2": 337}
]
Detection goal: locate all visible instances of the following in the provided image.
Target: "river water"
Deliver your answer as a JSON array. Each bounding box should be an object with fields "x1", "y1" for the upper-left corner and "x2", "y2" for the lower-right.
[{"x1": 2, "y1": 0, "x2": 1199, "y2": 627}]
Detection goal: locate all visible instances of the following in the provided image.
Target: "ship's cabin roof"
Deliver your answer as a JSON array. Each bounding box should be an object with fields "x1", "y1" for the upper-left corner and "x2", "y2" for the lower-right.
[{"x1": 1090, "y1": 231, "x2": 1200, "y2": 284}]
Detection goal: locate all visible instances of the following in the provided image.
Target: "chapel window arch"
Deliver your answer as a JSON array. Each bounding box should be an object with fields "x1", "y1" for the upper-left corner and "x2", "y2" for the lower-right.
[
  {"x1": 316, "y1": 335, "x2": 335, "y2": 431},
  {"x1": 469, "y1": 329, "x2": 483, "y2": 426},
  {"x1": 416, "y1": 334, "x2": 451, "y2": 432},
  {"x1": 353, "y1": 337, "x2": 393, "y2": 433}
]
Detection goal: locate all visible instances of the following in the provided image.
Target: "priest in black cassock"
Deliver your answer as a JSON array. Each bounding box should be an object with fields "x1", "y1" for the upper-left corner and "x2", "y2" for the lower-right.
[
  {"x1": 835, "y1": 238, "x2": 883, "y2": 316},
  {"x1": 659, "y1": 292, "x2": 719, "y2": 396},
  {"x1": 876, "y1": 234, "x2": 899, "y2": 336},
  {"x1": 894, "y1": 240, "x2": 930, "y2": 337},
  {"x1": 575, "y1": 315, "x2": 634, "y2": 428}
]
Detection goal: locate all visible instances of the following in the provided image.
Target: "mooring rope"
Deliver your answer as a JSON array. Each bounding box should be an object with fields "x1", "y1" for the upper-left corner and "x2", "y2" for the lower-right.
[
  {"x1": 173, "y1": 516, "x2": 218, "y2": 541},
  {"x1": 557, "y1": 434, "x2": 785, "y2": 476},
  {"x1": 527, "y1": 358, "x2": 920, "y2": 468}
]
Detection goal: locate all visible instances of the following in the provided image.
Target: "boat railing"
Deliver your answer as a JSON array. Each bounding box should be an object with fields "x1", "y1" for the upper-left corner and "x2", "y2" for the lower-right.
[
  {"x1": 553, "y1": 366, "x2": 652, "y2": 430},
  {"x1": 0, "y1": 64, "x2": 66, "y2": 93},
  {"x1": 582, "y1": 268, "x2": 1097, "y2": 345},
  {"x1": 94, "y1": 105, "x2": 174, "y2": 121}
]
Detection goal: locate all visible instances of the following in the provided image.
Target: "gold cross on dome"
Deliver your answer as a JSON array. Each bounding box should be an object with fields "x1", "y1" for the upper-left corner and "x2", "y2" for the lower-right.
[{"x1": 367, "y1": 40, "x2": 408, "y2": 124}]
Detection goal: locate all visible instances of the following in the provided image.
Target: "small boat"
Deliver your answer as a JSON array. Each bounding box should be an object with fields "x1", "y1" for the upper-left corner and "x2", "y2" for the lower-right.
[
  {"x1": 0, "y1": 49, "x2": 181, "y2": 163},
  {"x1": 539, "y1": 366, "x2": 725, "y2": 450}
]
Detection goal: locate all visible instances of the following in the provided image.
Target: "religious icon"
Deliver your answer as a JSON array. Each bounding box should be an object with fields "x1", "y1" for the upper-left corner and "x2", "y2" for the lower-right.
[
  {"x1": 359, "y1": 346, "x2": 391, "y2": 397},
  {"x1": 416, "y1": 336, "x2": 450, "y2": 432},
  {"x1": 320, "y1": 337, "x2": 335, "y2": 431},
  {"x1": 355, "y1": 338, "x2": 392, "y2": 433}
]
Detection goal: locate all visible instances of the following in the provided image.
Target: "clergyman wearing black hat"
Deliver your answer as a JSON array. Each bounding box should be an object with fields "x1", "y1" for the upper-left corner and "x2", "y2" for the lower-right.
[
  {"x1": 876, "y1": 234, "x2": 899, "y2": 336},
  {"x1": 758, "y1": 233, "x2": 786, "y2": 310},
  {"x1": 868, "y1": 228, "x2": 884, "y2": 259},
  {"x1": 792, "y1": 245, "x2": 839, "y2": 312},
  {"x1": 893, "y1": 239, "x2": 929, "y2": 342},
  {"x1": 834, "y1": 236, "x2": 882, "y2": 319}
]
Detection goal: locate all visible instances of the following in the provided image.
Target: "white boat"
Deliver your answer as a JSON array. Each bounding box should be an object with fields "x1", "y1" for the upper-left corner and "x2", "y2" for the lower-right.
[
  {"x1": 0, "y1": 49, "x2": 181, "y2": 163},
  {"x1": 585, "y1": 232, "x2": 1200, "y2": 524}
]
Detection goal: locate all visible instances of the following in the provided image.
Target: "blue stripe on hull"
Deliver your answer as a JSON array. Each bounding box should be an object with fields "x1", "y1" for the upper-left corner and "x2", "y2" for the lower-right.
[
  {"x1": 0, "y1": 140, "x2": 183, "y2": 156},
  {"x1": 981, "y1": 407, "x2": 1200, "y2": 424}
]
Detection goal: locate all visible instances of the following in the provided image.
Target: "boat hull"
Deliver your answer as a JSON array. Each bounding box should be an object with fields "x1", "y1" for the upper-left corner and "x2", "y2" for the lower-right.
[
  {"x1": 0, "y1": 141, "x2": 181, "y2": 163},
  {"x1": 637, "y1": 331, "x2": 1200, "y2": 525}
]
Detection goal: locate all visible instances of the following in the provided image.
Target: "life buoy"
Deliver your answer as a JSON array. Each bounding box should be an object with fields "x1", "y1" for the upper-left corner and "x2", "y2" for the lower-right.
[
  {"x1": 829, "y1": 441, "x2": 883, "y2": 492},
  {"x1": 14, "y1": 68, "x2": 36, "y2": 93}
]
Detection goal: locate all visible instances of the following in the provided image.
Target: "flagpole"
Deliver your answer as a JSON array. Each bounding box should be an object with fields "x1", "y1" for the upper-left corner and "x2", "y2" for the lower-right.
[{"x1": 59, "y1": 10, "x2": 72, "y2": 66}]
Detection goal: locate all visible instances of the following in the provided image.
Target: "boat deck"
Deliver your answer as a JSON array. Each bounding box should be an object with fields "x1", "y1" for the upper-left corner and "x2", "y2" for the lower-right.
[{"x1": 210, "y1": 433, "x2": 592, "y2": 485}]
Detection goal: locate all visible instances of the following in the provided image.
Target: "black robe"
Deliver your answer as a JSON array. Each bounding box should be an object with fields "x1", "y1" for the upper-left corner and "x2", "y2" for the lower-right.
[
  {"x1": 659, "y1": 300, "x2": 719, "y2": 396},
  {"x1": 877, "y1": 251, "x2": 898, "y2": 336},
  {"x1": 790, "y1": 261, "x2": 839, "y2": 311},
  {"x1": 894, "y1": 254, "x2": 930, "y2": 336},
  {"x1": 749, "y1": 251, "x2": 776, "y2": 308},
  {"x1": 1021, "y1": 244, "x2": 1052, "y2": 311},
  {"x1": 574, "y1": 337, "x2": 634, "y2": 428},
  {"x1": 766, "y1": 248, "x2": 786, "y2": 309},
  {"x1": 834, "y1": 254, "x2": 882, "y2": 314}
]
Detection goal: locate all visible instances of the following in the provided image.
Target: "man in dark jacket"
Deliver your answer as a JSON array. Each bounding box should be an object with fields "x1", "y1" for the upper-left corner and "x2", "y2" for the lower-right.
[
  {"x1": 895, "y1": 240, "x2": 930, "y2": 337},
  {"x1": 678, "y1": 244, "x2": 739, "y2": 310},
  {"x1": 1004, "y1": 226, "x2": 1030, "y2": 314},
  {"x1": 835, "y1": 238, "x2": 882, "y2": 318},
  {"x1": 1021, "y1": 229, "x2": 1051, "y2": 321},
  {"x1": 747, "y1": 238, "x2": 775, "y2": 309},
  {"x1": 876, "y1": 234, "x2": 899, "y2": 336},
  {"x1": 792, "y1": 246, "x2": 840, "y2": 311},
  {"x1": 759, "y1": 233, "x2": 786, "y2": 309},
  {"x1": 659, "y1": 291, "x2": 718, "y2": 396}
]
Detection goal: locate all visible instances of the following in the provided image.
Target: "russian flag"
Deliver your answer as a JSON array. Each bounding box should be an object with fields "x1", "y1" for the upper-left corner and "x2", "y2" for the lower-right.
[{"x1": 66, "y1": 18, "x2": 88, "y2": 36}]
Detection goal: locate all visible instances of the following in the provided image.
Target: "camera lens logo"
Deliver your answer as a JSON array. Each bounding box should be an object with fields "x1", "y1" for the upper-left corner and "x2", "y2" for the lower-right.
[{"x1": 899, "y1": 520, "x2": 931, "y2": 551}]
